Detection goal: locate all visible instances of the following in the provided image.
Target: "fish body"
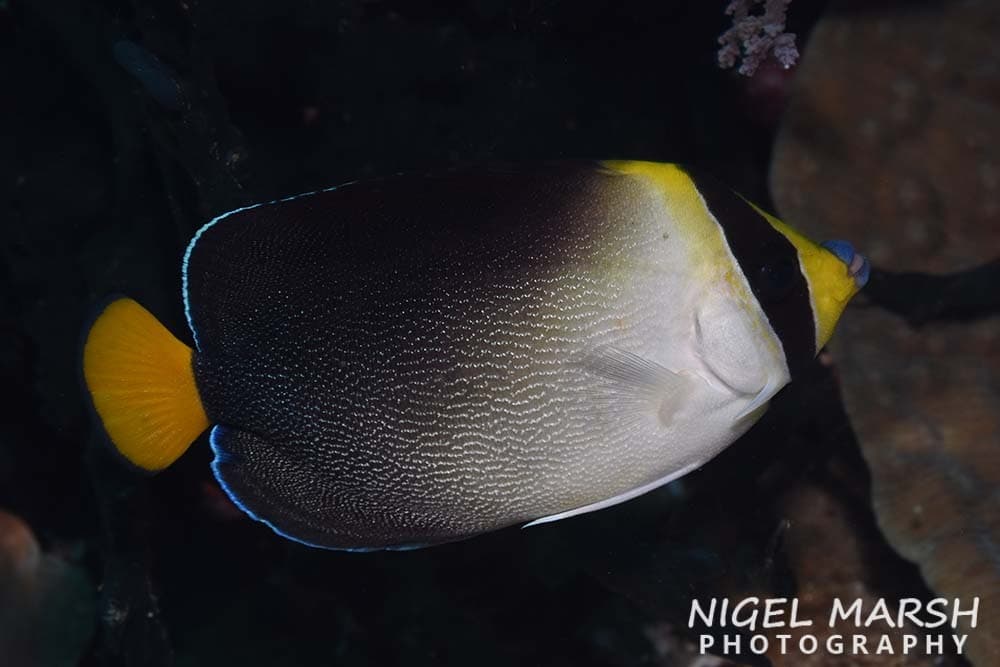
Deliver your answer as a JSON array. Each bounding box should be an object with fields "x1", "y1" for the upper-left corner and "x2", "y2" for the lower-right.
[{"x1": 83, "y1": 161, "x2": 867, "y2": 550}]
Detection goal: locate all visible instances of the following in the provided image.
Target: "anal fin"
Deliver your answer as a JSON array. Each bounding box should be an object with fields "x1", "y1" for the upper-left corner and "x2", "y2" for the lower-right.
[{"x1": 210, "y1": 426, "x2": 427, "y2": 552}]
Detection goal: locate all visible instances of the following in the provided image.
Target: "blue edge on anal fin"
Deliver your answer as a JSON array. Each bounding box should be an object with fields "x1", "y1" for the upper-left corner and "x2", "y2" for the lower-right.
[{"x1": 208, "y1": 426, "x2": 428, "y2": 553}]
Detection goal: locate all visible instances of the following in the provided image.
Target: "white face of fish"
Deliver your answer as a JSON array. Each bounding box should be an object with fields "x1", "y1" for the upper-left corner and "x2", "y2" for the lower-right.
[{"x1": 514, "y1": 178, "x2": 789, "y2": 526}]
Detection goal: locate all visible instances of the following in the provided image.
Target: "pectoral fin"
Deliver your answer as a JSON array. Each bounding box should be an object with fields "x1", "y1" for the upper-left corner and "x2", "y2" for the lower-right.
[{"x1": 576, "y1": 346, "x2": 696, "y2": 427}]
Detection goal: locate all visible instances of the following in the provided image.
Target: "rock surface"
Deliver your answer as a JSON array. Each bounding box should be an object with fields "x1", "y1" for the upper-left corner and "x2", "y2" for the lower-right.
[
  {"x1": 0, "y1": 509, "x2": 95, "y2": 667},
  {"x1": 770, "y1": 2, "x2": 1000, "y2": 665}
]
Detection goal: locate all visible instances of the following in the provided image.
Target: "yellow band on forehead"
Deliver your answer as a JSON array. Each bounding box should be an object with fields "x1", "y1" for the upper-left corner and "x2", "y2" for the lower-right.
[{"x1": 750, "y1": 205, "x2": 860, "y2": 350}]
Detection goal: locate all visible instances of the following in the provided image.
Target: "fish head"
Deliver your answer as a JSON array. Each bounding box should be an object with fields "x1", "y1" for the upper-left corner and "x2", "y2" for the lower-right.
[{"x1": 753, "y1": 210, "x2": 868, "y2": 352}]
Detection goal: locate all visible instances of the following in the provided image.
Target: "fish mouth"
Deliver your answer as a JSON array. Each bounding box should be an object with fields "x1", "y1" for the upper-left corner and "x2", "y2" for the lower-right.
[{"x1": 821, "y1": 240, "x2": 870, "y2": 289}]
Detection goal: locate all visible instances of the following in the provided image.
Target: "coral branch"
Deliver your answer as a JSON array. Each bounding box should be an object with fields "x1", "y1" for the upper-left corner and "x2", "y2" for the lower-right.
[{"x1": 718, "y1": 0, "x2": 799, "y2": 76}]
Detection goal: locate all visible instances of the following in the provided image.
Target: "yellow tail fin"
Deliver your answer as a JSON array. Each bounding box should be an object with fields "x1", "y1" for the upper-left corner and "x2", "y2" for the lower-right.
[{"x1": 83, "y1": 298, "x2": 209, "y2": 472}]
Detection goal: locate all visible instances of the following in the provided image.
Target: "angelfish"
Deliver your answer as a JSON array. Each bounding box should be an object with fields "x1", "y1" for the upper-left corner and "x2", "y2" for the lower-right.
[{"x1": 82, "y1": 161, "x2": 869, "y2": 550}]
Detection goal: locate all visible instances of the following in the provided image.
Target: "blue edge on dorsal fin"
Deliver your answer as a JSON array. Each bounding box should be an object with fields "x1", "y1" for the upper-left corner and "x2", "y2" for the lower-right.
[{"x1": 182, "y1": 185, "x2": 426, "y2": 553}]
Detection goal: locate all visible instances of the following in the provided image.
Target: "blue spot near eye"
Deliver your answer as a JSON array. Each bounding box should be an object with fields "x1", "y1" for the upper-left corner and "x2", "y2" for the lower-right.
[
  {"x1": 822, "y1": 240, "x2": 870, "y2": 288},
  {"x1": 821, "y1": 240, "x2": 856, "y2": 265}
]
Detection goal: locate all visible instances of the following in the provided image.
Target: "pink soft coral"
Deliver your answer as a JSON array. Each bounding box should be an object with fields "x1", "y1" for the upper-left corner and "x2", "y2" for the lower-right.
[{"x1": 718, "y1": 0, "x2": 799, "y2": 76}]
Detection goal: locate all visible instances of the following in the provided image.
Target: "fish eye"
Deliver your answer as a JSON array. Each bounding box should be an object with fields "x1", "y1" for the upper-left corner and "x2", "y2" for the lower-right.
[{"x1": 756, "y1": 256, "x2": 797, "y2": 302}]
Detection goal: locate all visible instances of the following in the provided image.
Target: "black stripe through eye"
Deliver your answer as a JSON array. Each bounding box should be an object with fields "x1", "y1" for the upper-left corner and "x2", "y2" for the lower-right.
[
  {"x1": 679, "y1": 166, "x2": 816, "y2": 378},
  {"x1": 756, "y1": 252, "x2": 797, "y2": 304}
]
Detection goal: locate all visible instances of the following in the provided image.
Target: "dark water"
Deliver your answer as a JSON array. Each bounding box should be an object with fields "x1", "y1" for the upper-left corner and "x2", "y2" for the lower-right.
[{"x1": 2, "y1": 1, "x2": 991, "y2": 666}]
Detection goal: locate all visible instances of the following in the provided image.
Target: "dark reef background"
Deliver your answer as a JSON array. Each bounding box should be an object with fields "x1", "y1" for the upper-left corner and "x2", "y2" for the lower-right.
[{"x1": 2, "y1": 1, "x2": 996, "y2": 666}]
